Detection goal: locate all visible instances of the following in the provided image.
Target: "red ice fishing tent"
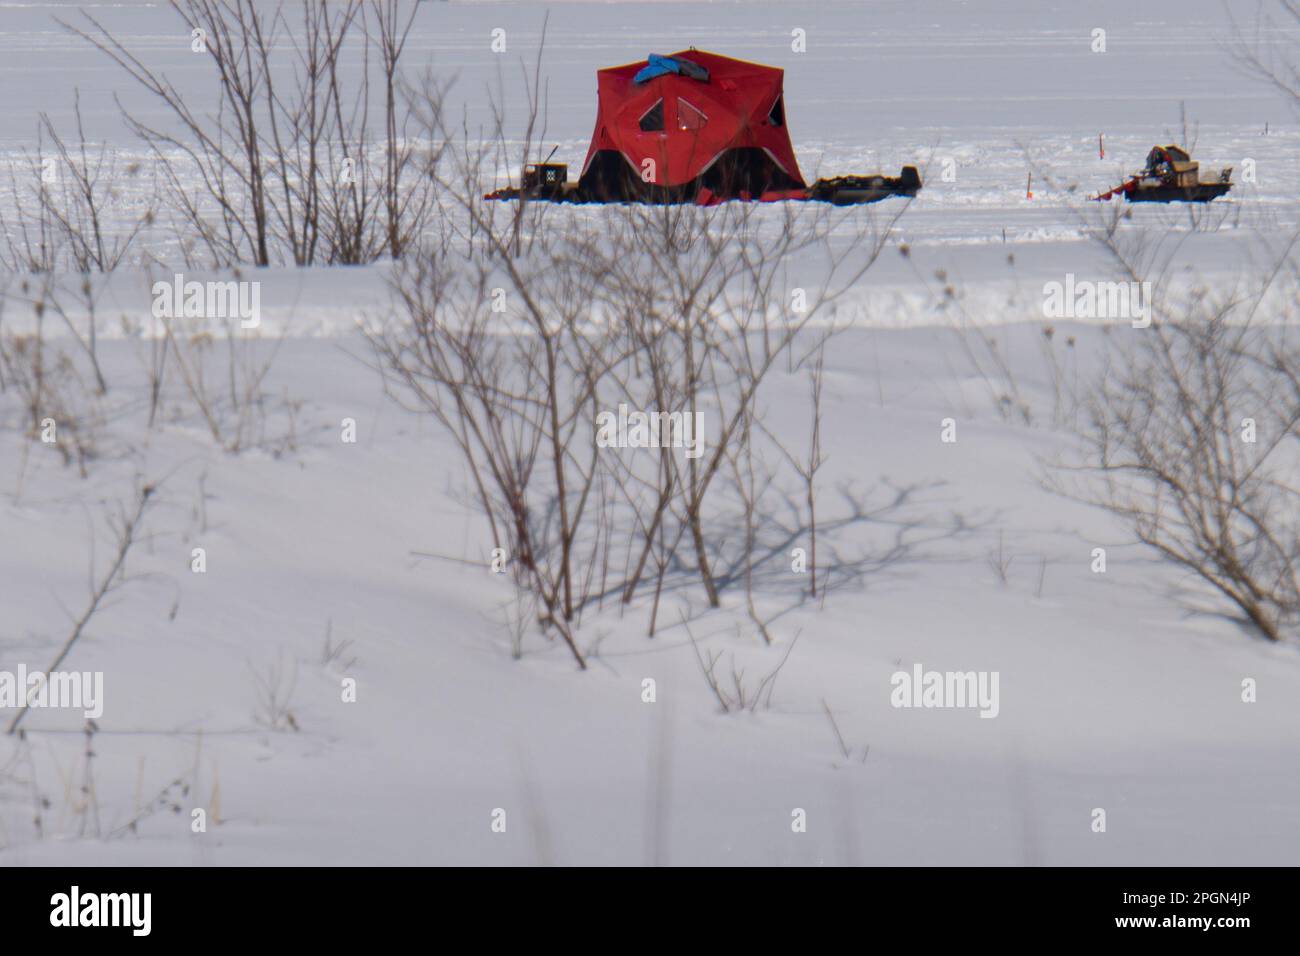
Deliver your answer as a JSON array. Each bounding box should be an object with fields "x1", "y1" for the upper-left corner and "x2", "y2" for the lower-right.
[{"x1": 577, "y1": 49, "x2": 808, "y2": 202}]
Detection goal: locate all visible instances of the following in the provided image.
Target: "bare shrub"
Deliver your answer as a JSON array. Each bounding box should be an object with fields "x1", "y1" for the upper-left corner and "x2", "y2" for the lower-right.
[
  {"x1": 0, "y1": 92, "x2": 156, "y2": 275},
  {"x1": 6, "y1": 481, "x2": 157, "y2": 735},
  {"x1": 986, "y1": 529, "x2": 1013, "y2": 586},
  {"x1": 1, "y1": 725, "x2": 201, "y2": 845},
  {"x1": 1060, "y1": 270, "x2": 1300, "y2": 641},
  {"x1": 249, "y1": 650, "x2": 299, "y2": 731},
  {"x1": 687, "y1": 623, "x2": 800, "y2": 714},
  {"x1": 66, "y1": 0, "x2": 432, "y2": 267},
  {"x1": 373, "y1": 226, "x2": 611, "y2": 669},
  {"x1": 0, "y1": 280, "x2": 105, "y2": 479},
  {"x1": 144, "y1": 266, "x2": 292, "y2": 454},
  {"x1": 320, "y1": 619, "x2": 358, "y2": 671}
]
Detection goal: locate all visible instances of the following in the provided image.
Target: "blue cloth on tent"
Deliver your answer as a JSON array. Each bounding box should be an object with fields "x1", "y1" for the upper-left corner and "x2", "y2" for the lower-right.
[
  {"x1": 634, "y1": 53, "x2": 709, "y2": 84},
  {"x1": 634, "y1": 55, "x2": 679, "y2": 84}
]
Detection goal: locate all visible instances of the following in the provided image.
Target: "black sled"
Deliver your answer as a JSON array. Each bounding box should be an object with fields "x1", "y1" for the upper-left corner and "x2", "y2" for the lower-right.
[{"x1": 807, "y1": 166, "x2": 923, "y2": 205}]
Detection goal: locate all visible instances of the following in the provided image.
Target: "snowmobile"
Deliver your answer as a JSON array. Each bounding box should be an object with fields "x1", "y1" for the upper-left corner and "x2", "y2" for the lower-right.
[{"x1": 1093, "y1": 145, "x2": 1232, "y2": 203}]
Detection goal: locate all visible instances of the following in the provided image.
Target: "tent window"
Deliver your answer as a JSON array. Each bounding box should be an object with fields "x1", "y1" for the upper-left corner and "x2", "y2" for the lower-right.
[
  {"x1": 767, "y1": 95, "x2": 785, "y2": 128},
  {"x1": 639, "y1": 99, "x2": 664, "y2": 132},
  {"x1": 677, "y1": 98, "x2": 708, "y2": 131}
]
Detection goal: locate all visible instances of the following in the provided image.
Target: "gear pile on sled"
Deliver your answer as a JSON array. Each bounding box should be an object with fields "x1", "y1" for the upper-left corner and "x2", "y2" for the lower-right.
[
  {"x1": 1093, "y1": 144, "x2": 1233, "y2": 203},
  {"x1": 486, "y1": 50, "x2": 922, "y2": 206}
]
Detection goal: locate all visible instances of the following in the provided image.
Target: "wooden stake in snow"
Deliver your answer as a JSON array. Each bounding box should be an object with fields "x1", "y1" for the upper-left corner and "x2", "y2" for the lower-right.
[
  {"x1": 1099, "y1": 132, "x2": 1105, "y2": 159},
  {"x1": 1026, "y1": 172, "x2": 1033, "y2": 200}
]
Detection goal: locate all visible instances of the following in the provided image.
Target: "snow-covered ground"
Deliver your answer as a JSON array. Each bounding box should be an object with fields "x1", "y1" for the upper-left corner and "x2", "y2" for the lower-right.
[{"x1": 1, "y1": 1, "x2": 1298, "y2": 865}]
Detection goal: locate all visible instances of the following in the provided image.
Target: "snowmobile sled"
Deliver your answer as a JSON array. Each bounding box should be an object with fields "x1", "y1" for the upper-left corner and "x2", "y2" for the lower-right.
[
  {"x1": 1093, "y1": 144, "x2": 1232, "y2": 203},
  {"x1": 806, "y1": 167, "x2": 922, "y2": 205}
]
